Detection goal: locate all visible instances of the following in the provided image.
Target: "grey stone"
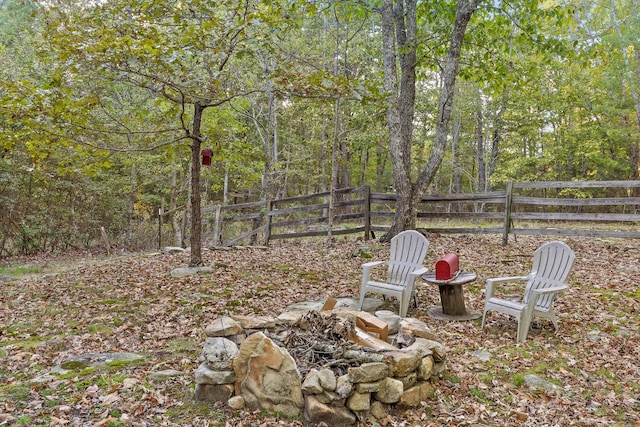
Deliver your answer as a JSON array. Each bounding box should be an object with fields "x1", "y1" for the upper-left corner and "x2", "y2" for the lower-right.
[
  {"x1": 355, "y1": 381, "x2": 380, "y2": 393},
  {"x1": 586, "y1": 330, "x2": 603, "y2": 342},
  {"x1": 399, "y1": 382, "x2": 435, "y2": 407},
  {"x1": 227, "y1": 396, "x2": 245, "y2": 409},
  {"x1": 302, "y1": 369, "x2": 324, "y2": 395},
  {"x1": 471, "y1": 349, "x2": 491, "y2": 362},
  {"x1": 346, "y1": 391, "x2": 371, "y2": 411},
  {"x1": 336, "y1": 374, "x2": 353, "y2": 398},
  {"x1": 395, "y1": 372, "x2": 417, "y2": 390},
  {"x1": 408, "y1": 338, "x2": 446, "y2": 362},
  {"x1": 162, "y1": 246, "x2": 186, "y2": 253},
  {"x1": 286, "y1": 297, "x2": 383, "y2": 313},
  {"x1": 399, "y1": 318, "x2": 440, "y2": 342},
  {"x1": 417, "y1": 355, "x2": 435, "y2": 380},
  {"x1": 369, "y1": 401, "x2": 389, "y2": 420},
  {"x1": 384, "y1": 349, "x2": 421, "y2": 377},
  {"x1": 170, "y1": 266, "x2": 213, "y2": 277},
  {"x1": 201, "y1": 337, "x2": 239, "y2": 370},
  {"x1": 524, "y1": 374, "x2": 562, "y2": 393},
  {"x1": 315, "y1": 390, "x2": 344, "y2": 405},
  {"x1": 374, "y1": 377, "x2": 404, "y2": 404},
  {"x1": 205, "y1": 316, "x2": 244, "y2": 338},
  {"x1": 276, "y1": 311, "x2": 307, "y2": 324},
  {"x1": 375, "y1": 310, "x2": 401, "y2": 334},
  {"x1": 30, "y1": 374, "x2": 58, "y2": 383},
  {"x1": 194, "y1": 383, "x2": 234, "y2": 402},
  {"x1": 230, "y1": 314, "x2": 276, "y2": 330},
  {"x1": 52, "y1": 352, "x2": 145, "y2": 374},
  {"x1": 348, "y1": 362, "x2": 388, "y2": 383},
  {"x1": 405, "y1": 338, "x2": 438, "y2": 357},
  {"x1": 195, "y1": 364, "x2": 235, "y2": 385},
  {"x1": 318, "y1": 368, "x2": 337, "y2": 391},
  {"x1": 304, "y1": 395, "x2": 356, "y2": 427}
]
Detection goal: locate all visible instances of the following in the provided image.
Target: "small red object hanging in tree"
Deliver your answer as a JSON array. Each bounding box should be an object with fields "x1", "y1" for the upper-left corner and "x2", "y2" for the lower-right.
[{"x1": 201, "y1": 148, "x2": 213, "y2": 166}]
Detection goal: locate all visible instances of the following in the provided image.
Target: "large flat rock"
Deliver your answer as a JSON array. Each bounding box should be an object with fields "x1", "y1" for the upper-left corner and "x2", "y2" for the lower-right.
[{"x1": 285, "y1": 297, "x2": 383, "y2": 313}]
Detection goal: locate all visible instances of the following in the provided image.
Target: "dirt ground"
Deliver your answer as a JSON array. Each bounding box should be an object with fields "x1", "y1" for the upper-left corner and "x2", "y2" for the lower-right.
[{"x1": 0, "y1": 233, "x2": 639, "y2": 426}]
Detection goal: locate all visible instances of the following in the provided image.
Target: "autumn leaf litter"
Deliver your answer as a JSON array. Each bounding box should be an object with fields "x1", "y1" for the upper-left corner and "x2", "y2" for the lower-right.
[{"x1": 0, "y1": 235, "x2": 639, "y2": 426}]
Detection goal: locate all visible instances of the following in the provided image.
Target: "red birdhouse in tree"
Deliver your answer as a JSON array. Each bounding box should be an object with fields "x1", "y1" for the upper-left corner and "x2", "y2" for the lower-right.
[{"x1": 201, "y1": 148, "x2": 213, "y2": 166}]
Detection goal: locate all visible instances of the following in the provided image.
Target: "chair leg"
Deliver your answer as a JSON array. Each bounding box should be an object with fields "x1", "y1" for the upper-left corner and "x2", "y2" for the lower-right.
[
  {"x1": 481, "y1": 309, "x2": 488, "y2": 329},
  {"x1": 547, "y1": 310, "x2": 559, "y2": 331},
  {"x1": 517, "y1": 312, "x2": 532, "y2": 342},
  {"x1": 399, "y1": 294, "x2": 409, "y2": 318},
  {"x1": 358, "y1": 286, "x2": 367, "y2": 311}
]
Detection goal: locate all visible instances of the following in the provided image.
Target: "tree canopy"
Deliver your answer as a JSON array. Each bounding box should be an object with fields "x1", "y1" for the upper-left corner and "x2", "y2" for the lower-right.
[{"x1": 1, "y1": 0, "x2": 639, "y2": 255}]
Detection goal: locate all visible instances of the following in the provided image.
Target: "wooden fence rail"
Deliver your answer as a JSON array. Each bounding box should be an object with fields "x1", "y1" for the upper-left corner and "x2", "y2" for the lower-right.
[{"x1": 194, "y1": 181, "x2": 640, "y2": 247}]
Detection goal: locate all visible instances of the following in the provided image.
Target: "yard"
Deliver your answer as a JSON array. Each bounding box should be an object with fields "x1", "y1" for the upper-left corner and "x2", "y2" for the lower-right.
[{"x1": 0, "y1": 234, "x2": 639, "y2": 426}]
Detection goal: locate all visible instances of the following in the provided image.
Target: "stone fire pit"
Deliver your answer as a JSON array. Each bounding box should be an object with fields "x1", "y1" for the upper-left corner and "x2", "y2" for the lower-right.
[{"x1": 194, "y1": 305, "x2": 446, "y2": 426}]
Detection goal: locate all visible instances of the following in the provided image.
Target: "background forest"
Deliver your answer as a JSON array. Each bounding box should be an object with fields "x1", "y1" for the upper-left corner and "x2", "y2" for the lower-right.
[{"x1": 1, "y1": 0, "x2": 639, "y2": 256}]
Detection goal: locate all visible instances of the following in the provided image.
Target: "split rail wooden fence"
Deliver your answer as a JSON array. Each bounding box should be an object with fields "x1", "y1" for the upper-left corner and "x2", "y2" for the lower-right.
[{"x1": 196, "y1": 180, "x2": 640, "y2": 247}]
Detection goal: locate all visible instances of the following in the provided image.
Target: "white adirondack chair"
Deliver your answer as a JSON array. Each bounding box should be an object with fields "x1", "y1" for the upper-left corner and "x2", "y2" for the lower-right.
[
  {"x1": 481, "y1": 241, "x2": 575, "y2": 342},
  {"x1": 358, "y1": 230, "x2": 429, "y2": 318}
]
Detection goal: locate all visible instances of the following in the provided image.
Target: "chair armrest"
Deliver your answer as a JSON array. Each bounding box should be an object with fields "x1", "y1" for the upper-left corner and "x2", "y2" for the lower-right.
[
  {"x1": 362, "y1": 261, "x2": 386, "y2": 282},
  {"x1": 362, "y1": 261, "x2": 385, "y2": 269},
  {"x1": 487, "y1": 276, "x2": 529, "y2": 284},
  {"x1": 532, "y1": 285, "x2": 569, "y2": 295},
  {"x1": 485, "y1": 276, "x2": 528, "y2": 299},
  {"x1": 527, "y1": 284, "x2": 569, "y2": 312},
  {"x1": 408, "y1": 266, "x2": 428, "y2": 280}
]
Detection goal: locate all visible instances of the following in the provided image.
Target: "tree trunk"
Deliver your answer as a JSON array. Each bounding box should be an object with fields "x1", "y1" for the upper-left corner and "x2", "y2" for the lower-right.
[
  {"x1": 452, "y1": 114, "x2": 462, "y2": 212},
  {"x1": 476, "y1": 100, "x2": 486, "y2": 193},
  {"x1": 189, "y1": 102, "x2": 205, "y2": 267},
  {"x1": 487, "y1": 93, "x2": 507, "y2": 192},
  {"x1": 170, "y1": 160, "x2": 183, "y2": 247},
  {"x1": 414, "y1": 0, "x2": 481, "y2": 196},
  {"x1": 381, "y1": 0, "x2": 481, "y2": 241},
  {"x1": 328, "y1": 98, "x2": 341, "y2": 248},
  {"x1": 127, "y1": 162, "x2": 136, "y2": 248},
  {"x1": 380, "y1": 0, "x2": 417, "y2": 240}
]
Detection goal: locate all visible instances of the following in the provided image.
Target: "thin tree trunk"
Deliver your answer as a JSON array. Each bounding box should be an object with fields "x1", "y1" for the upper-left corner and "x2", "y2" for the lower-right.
[
  {"x1": 476, "y1": 97, "x2": 486, "y2": 193},
  {"x1": 189, "y1": 102, "x2": 205, "y2": 266},
  {"x1": 452, "y1": 114, "x2": 462, "y2": 212},
  {"x1": 381, "y1": 0, "x2": 417, "y2": 237},
  {"x1": 127, "y1": 162, "x2": 136, "y2": 248},
  {"x1": 487, "y1": 93, "x2": 507, "y2": 192},
  {"x1": 328, "y1": 98, "x2": 341, "y2": 248},
  {"x1": 170, "y1": 160, "x2": 182, "y2": 247}
]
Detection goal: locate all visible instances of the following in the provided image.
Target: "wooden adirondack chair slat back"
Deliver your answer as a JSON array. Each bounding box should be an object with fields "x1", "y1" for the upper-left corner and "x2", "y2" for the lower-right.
[
  {"x1": 387, "y1": 231, "x2": 429, "y2": 287},
  {"x1": 523, "y1": 241, "x2": 576, "y2": 309}
]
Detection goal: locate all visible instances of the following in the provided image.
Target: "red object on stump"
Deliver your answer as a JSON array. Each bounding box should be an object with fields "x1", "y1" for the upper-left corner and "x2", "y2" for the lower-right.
[
  {"x1": 435, "y1": 253, "x2": 459, "y2": 280},
  {"x1": 201, "y1": 148, "x2": 213, "y2": 166}
]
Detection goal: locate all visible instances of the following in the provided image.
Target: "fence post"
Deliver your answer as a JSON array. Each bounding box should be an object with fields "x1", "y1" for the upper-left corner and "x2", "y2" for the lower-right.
[
  {"x1": 502, "y1": 182, "x2": 513, "y2": 245},
  {"x1": 212, "y1": 204, "x2": 221, "y2": 247},
  {"x1": 263, "y1": 200, "x2": 273, "y2": 246},
  {"x1": 363, "y1": 185, "x2": 371, "y2": 240},
  {"x1": 158, "y1": 208, "x2": 163, "y2": 250}
]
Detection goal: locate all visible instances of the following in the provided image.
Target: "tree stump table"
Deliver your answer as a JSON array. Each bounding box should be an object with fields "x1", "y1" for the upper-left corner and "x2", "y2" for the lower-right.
[{"x1": 422, "y1": 271, "x2": 481, "y2": 321}]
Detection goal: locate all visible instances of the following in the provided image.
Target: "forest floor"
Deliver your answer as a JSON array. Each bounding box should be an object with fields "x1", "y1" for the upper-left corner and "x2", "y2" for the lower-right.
[{"x1": 0, "y1": 234, "x2": 639, "y2": 426}]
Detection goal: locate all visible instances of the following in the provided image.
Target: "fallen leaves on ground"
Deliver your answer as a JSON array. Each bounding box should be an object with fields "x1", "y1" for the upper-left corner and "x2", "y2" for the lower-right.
[{"x1": 0, "y1": 234, "x2": 639, "y2": 426}]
